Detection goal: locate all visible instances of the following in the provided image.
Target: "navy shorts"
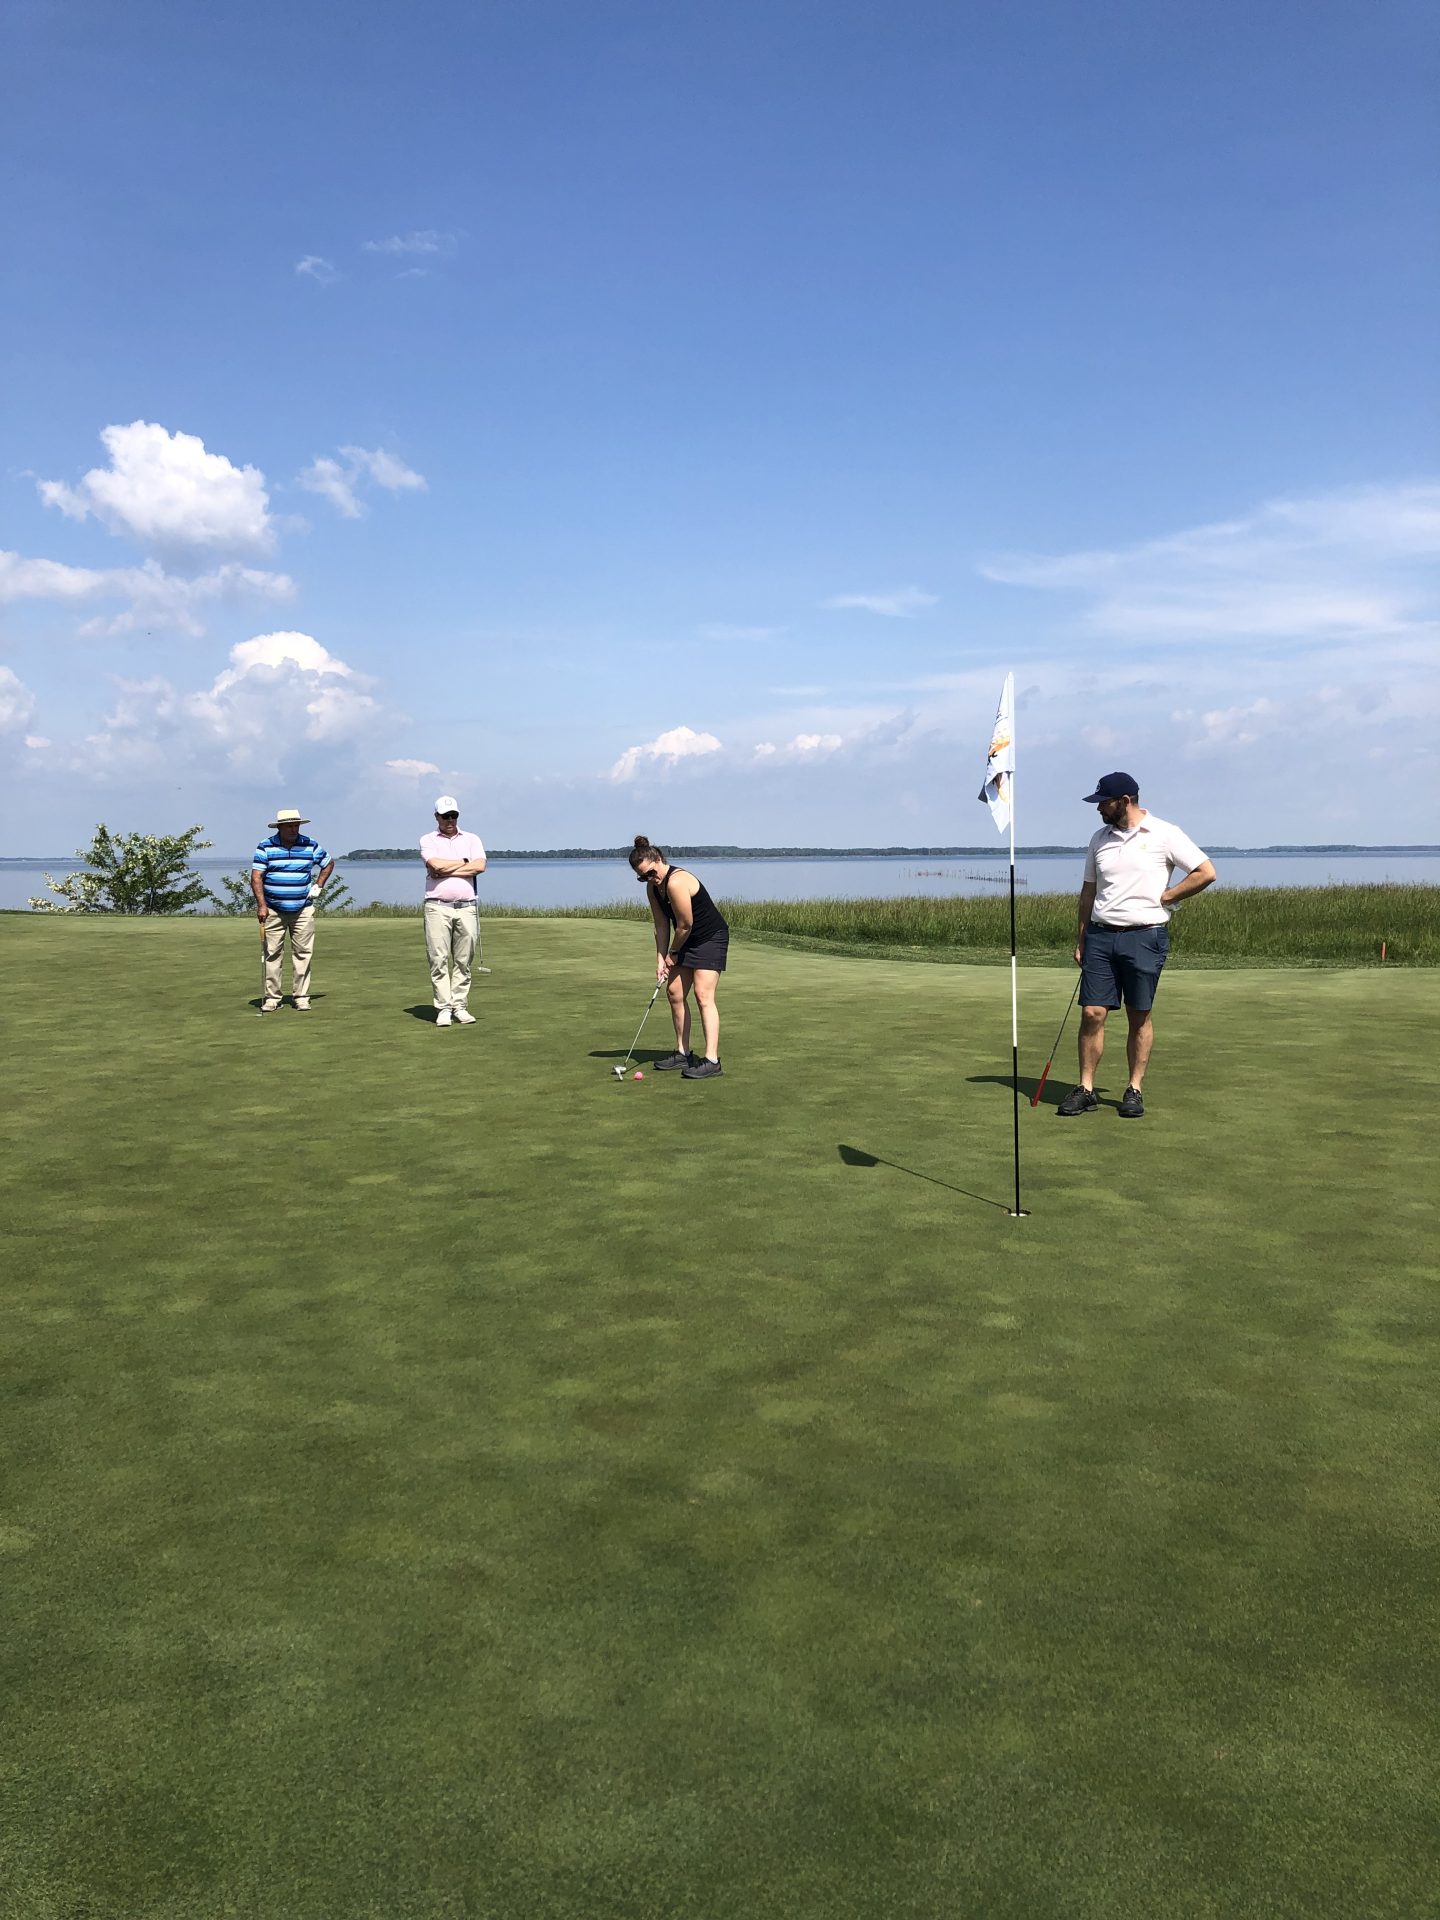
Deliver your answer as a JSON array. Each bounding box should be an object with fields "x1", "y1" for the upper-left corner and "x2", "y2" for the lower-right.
[{"x1": 1080, "y1": 923, "x2": 1169, "y2": 1012}]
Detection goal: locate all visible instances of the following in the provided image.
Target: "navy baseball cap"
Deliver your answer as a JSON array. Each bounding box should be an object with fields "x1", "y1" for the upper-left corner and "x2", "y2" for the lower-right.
[{"x1": 1082, "y1": 771, "x2": 1139, "y2": 803}]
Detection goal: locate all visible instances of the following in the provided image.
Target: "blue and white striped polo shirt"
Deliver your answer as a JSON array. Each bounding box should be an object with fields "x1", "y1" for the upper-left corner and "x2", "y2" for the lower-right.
[{"x1": 252, "y1": 833, "x2": 329, "y2": 912}]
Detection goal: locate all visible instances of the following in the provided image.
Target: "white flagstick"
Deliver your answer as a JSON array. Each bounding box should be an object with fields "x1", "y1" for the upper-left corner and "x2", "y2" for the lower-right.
[
  {"x1": 1005, "y1": 677, "x2": 1026, "y2": 1216},
  {"x1": 979, "y1": 671, "x2": 1027, "y2": 1216}
]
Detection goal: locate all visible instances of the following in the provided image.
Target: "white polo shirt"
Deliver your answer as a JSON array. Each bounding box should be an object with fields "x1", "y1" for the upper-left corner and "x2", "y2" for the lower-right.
[{"x1": 1083, "y1": 812, "x2": 1208, "y2": 927}]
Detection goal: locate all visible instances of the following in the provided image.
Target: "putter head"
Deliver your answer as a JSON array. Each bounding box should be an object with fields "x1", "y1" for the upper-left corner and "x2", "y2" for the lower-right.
[{"x1": 612, "y1": 1064, "x2": 625, "y2": 1078}]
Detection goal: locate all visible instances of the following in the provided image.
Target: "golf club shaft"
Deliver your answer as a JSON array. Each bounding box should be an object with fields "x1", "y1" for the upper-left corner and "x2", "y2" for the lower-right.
[
  {"x1": 619, "y1": 980, "x2": 664, "y2": 1070},
  {"x1": 1032, "y1": 975, "x2": 1082, "y2": 1105}
]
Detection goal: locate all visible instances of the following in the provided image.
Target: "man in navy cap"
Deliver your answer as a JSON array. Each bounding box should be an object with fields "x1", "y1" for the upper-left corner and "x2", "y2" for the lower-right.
[{"x1": 1057, "y1": 773, "x2": 1216, "y2": 1119}]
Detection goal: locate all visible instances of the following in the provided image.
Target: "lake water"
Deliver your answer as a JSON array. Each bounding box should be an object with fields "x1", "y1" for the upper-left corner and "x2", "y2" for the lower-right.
[{"x1": 3, "y1": 850, "x2": 1437, "y2": 912}]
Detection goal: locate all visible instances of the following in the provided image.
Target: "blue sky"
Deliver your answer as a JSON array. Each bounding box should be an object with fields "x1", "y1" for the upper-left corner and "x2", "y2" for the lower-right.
[{"x1": 2, "y1": 0, "x2": 1436, "y2": 854}]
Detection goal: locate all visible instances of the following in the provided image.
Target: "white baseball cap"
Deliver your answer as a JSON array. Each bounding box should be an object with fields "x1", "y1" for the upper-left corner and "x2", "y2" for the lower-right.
[{"x1": 434, "y1": 795, "x2": 460, "y2": 814}]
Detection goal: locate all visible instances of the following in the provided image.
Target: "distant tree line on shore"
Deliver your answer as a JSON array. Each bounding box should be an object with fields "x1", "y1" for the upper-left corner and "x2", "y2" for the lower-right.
[
  {"x1": 341, "y1": 842, "x2": 1438, "y2": 862},
  {"x1": 343, "y1": 844, "x2": 1096, "y2": 861},
  {"x1": 20, "y1": 825, "x2": 1439, "y2": 914}
]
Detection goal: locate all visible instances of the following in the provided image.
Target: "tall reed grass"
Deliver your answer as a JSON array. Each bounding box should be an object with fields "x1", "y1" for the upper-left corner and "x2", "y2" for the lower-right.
[{"x1": 343, "y1": 884, "x2": 1436, "y2": 966}]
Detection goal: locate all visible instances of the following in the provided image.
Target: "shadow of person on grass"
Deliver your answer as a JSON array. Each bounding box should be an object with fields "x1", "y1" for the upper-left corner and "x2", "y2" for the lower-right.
[
  {"x1": 588, "y1": 1048, "x2": 671, "y2": 1065},
  {"x1": 966, "y1": 1074, "x2": 1116, "y2": 1111},
  {"x1": 249, "y1": 994, "x2": 328, "y2": 1011},
  {"x1": 837, "y1": 1144, "x2": 1011, "y2": 1213}
]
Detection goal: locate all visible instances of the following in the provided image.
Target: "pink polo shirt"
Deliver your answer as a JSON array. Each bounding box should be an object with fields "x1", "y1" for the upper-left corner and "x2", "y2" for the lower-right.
[{"x1": 420, "y1": 829, "x2": 486, "y2": 903}]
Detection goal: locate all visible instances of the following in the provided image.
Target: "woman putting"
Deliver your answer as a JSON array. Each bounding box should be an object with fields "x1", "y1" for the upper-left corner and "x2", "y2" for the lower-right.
[{"x1": 629, "y1": 835, "x2": 729, "y2": 1078}]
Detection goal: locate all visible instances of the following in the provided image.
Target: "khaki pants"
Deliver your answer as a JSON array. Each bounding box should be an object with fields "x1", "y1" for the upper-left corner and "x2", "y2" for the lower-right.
[
  {"x1": 262, "y1": 906, "x2": 315, "y2": 1005},
  {"x1": 425, "y1": 899, "x2": 477, "y2": 1011}
]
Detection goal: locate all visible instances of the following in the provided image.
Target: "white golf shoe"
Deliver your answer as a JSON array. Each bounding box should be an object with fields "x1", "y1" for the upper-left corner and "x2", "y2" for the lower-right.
[
  {"x1": 436, "y1": 1007, "x2": 454, "y2": 1027},
  {"x1": 452, "y1": 1007, "x2": 476, "y2": 1025}
]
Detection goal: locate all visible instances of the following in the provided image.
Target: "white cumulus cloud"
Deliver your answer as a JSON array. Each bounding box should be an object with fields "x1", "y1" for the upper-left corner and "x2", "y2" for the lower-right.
[
  {"x1": 299, "y1": 446, "x2": 427, "y2": 518},
  {"x1": 295, "y1": 255, "x2": 338, "y2": 285},
  {"x1": 609, "y1": 724, "x2": 723, "y2": 783},
  {"x1": 38, "y1": 421, "x2": 274, "y2": 558},
  {"x1": 823, "y1": 587, "x2": 939, "y2": 618},
  {"x1": 210, "y1": 630, "x2": 353, "y2": 694},
  {"x1": 0, "y1": 666, "x2": 37, "y2": 733},
  {"x1": 385, "y1": 758, "x2": 441, "y2": 777},
  {"x1": 73, "y1": 630, "x2": 386, "y2": 783}
]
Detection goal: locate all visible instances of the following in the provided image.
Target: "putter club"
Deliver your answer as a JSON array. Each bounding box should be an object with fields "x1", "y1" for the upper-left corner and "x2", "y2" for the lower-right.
[
  {"x1": 1032, "y1": 975, "x2": 1082, "y2": 1105},
  {"x1": 257, "y1": 923, "x2": 268, "y2": 1017},
  {"x1": 612, "y1": 979, "x2": 665, "y2": 1078},
  {"x1": 473, "y1": 897, "x2": 490, "y2": 973}
]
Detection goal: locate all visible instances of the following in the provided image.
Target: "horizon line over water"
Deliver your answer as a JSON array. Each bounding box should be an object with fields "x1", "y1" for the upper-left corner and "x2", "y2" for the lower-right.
[
  {"x1": 4, "y1": 843, "x2": 1439, "y2": 864},
  {"x1": 4, "y1": 849, "x2": 1439, "y2": 913}
]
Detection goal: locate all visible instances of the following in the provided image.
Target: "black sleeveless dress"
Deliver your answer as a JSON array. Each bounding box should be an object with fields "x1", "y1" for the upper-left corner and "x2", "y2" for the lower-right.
[{"x1": 655, "y1": 868, "x2": 730, "y2": 973}]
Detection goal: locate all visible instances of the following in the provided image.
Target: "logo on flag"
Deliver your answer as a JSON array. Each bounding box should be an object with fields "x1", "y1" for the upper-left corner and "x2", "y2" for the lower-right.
[{"x1": 979, "y1": 673, "x2": 1014, "y2": 834}]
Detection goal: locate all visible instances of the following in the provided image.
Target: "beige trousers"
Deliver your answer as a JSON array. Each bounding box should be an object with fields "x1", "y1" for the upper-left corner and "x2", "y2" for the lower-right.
[
  {"x1": 262, "y1": 906, "x2": 315, "y2": 1005},
  {"x1": 425, "y1": 899, "x2": 477, "y2": 1010}
]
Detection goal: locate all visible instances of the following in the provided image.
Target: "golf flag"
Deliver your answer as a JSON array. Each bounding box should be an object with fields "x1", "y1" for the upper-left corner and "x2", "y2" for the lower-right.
[
  {"x1": 979, "y1": 673, "x2": 1014, "y2": 834},
  {"x1": 977, "y1": 670, "x2": 1027, "y2": 1215}
]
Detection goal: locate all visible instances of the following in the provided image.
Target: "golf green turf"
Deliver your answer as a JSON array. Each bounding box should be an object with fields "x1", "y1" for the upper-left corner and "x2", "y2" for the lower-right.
[{"x1": 2, "y1": 915, "x2": 1436, "y2": 1919}]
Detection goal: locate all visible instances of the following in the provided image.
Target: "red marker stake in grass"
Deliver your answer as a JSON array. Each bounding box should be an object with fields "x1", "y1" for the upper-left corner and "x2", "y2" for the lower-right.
[{"x1": 1032, "y1": 975, "x2": 1083, "y2": 1107}]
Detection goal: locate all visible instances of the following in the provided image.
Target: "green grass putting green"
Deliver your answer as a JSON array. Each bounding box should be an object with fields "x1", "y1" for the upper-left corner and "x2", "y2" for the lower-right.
[{"x1": 2, "y1": 915, "x2": 1437, "y2": 1919}]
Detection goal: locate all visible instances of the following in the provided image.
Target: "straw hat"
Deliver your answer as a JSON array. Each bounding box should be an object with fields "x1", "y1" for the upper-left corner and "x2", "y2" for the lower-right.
[{"x1": 268, "y1": 807, "x2": 311, "y2": 827}]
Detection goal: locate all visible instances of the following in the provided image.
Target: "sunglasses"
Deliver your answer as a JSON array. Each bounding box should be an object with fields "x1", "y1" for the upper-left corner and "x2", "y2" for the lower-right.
[{"x1": 436, "y1": 811, "x2": 459, "y2": 820}]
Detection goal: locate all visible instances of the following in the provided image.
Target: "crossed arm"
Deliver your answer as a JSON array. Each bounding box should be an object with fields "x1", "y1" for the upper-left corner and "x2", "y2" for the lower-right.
[{"x1": 425, "y1": 853, "x2": 487, "y2": 878}]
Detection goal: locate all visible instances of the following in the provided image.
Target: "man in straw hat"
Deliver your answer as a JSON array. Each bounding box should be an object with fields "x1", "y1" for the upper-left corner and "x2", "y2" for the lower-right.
[{"x1": 251, "y1": 807, "x2": 334, "y2": 1012}]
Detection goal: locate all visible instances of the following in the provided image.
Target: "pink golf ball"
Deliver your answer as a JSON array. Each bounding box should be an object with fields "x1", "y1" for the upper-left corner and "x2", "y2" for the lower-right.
[{"x1": 633, "y1": 1069, "x2": 644, "y2": 1080}]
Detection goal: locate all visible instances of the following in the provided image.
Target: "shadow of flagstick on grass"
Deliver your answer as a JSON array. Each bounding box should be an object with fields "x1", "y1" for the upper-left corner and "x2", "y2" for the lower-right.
[{"x1": 837, "y1": 1144, "x2": 1011, "y2": 1213}]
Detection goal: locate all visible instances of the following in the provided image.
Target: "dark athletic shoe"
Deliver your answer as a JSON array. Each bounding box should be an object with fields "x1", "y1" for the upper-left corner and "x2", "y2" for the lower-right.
[
  {"x1": 652, "y1": 1051, "x2": 690, "y2": 1070},
  {"x1": 1056, "y1": 1086, "x2": 1099, "y2": 1117},
  {"x1": 1119, "y1": 1086, "x2": 1145, "y2": 1119},
  {"x1": 681, "y1": 1056, "x2": 723, "y2": 1079}
]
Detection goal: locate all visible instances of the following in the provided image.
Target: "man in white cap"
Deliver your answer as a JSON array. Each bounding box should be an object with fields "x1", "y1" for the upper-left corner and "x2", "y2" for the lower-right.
[
  {"x1": 251, "y1": 808, "x2": 334, "y2": 1012},
  {"x1": 419, "y1": 796, "x2": 486, "y2": 1026}
]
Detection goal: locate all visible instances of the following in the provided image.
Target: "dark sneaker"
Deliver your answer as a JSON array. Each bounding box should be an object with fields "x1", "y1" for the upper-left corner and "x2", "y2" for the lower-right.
[
  {"x1": 1056, "y1": 1086, "x2": 1099, "y2": 1117},
  {"x1": 1119, "y1": 1086, "x2": 1145, "y2": 1119},
  {"x1": 681, "y1": 1056, "x2": 723, "y2": 1079},
  {"x1": 653, "y1": 1051, "x2": 690, "y2": 1070}
]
